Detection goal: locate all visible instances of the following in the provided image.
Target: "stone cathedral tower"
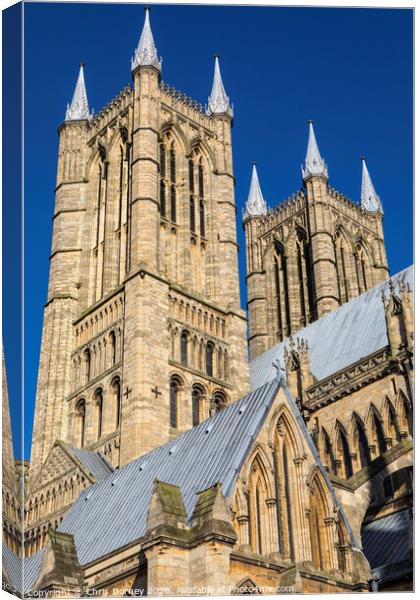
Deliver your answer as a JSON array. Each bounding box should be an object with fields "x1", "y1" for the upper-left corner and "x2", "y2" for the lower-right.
[
  {"x1": 29, "y1": 8, "x2": 249, "y2": 486},
  {"x1": 243, "y1": 122, "x2": 389, "y2": 359}
]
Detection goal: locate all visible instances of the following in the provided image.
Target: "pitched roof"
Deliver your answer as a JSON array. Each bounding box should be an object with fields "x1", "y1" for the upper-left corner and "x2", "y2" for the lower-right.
[
  {"x1": 2, "y1": 545, "x2": 45, "y2": 595},
  {"x1": 58, "y1": 379, "x2": 280, "y2": 565},
  {"x1": 362, "y1": 509, "x2": 412, "y2": 574},
  {"x1": 250, "y1": 266, "x2": 413, "y2": 391},
  {"x1": 67, "y1": 446, "x2": 114, "y2": 481}
]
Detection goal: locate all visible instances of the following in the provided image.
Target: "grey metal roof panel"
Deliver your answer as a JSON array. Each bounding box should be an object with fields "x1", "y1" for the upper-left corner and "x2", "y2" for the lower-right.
[
  {"x1": 2, "y1": 546, "x2": 45, "y2": 595},
  {"x1": 250, "y1": 266, "x2": 413, "y2": 391},
  {"x1": 2, "y1": 544, "x2": 22, "y2": 594},
  {"x1": 58, "y1": 379, "x2": 280, "y2": 566},
  {"x1": 23, "y1": 549, "x2": 45, "y2": 593},
  {"x1": 68, "y1": 446, "x2": 114, "y2": 481},
  {"x1": 361, "y1": 509, "x2": 412, "y2": 571}
]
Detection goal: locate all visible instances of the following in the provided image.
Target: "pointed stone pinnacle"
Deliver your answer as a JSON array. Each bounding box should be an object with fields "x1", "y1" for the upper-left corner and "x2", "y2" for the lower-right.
[
  {"x1": 206, "y1": 55, "x2": 233, "y2": 118},
  {"x1": 361, "y1": 157, "x2": 383, "y2": 213},
  {"x1": 65, "y1": 64, "x2": 91, "y2": 122},
  {"x1": 243, "y1": 163, "x2": 268, "y2": 220},
  {"x1": 301, "y1": 121, "x2": 328, "y2": 180},
  {"x1": 131, "y1": 6, "x2": 162, "y2": 73}
]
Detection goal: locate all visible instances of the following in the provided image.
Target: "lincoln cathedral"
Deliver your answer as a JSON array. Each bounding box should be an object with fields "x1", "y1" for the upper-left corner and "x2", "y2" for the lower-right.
[{"x1": 2, "y1": 7, "x2": 413, "y2": 597}]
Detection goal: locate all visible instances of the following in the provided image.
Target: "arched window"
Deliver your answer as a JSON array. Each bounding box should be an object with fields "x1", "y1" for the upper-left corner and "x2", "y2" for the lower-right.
[
  {"x1": 198, "y1": 161, "x2": 205, "y2": 237},
  {"x1": 337, "y1": 521, "x2": 347, "y2": 574},
  {"x1": 205, "y1": 342, "x2": 214, "y2": 377},
  {"x1": 180, "y1": 331, "x2": 188, "y2": 366},
  {"x1": 399, "y1": 392, "x2": 413, "y2": 437},
  {"x1": 322, "y1": 429, "x2": 336, "y2": 474},
  {"x1": 334, "y1": 230, "x2": 350, "y2": 304},
  {"x1": 192, "y1": 384, "x2": 204, "y2": 427},
  {"x1": 308, "y1": 475, "x2": 331, "y2": 572},
  {"x1": 296, "y1": 233, "x2": 307, "y2": 326},
  {"x1": 282, "y1": 444, "x2": 295, "y2": 561},
  {"x1": 373, "y1": 412, "x2": 387, "y2": 455},
  {"x1": 337, "y1": 425, "x2": 353, "y2": 479},
  {"x1": 118, "y1": 146, "x2": 124, "y2": 230},
  {"x1": 355, "y1": 417, "x2": 370, "y2": 469},
  {"x1": 83, "y1": 348, "x2": 91, "y2": 384},
  {"x1": 112, "y1": 377, "x2": 121, "y2": 429},
  {"x1": 354, "y1": 243, "x2": 369, "y2": 294},
  {"x1": 76, "y1": 399, "x2": 86, "y2": 448},
  {"x1": 109, "y1": 330, "x2": 116, "y2": 366},
  {"x1": 210, "y1": 391, "x2": 226, "y2": 417},
  {"x1": 273, "y1": 243, "x2": 291, "y2": 340},
  {"x1": 94, "y1": 389, "x2": 103, "y2": 441},
  {"x1": 170, "y1": 144, "x2": 176, "y2": 223},
  {"x1": 387, "y1": 400, "x2": 400, "y2": 443},
  {"x1": 189, "y1": 159, "x2": 195, "y2": 232},
  {"x1": 273, "y1": 416, "x2": 296, "y2": 561},
  {"x1": 295, "y1": 229, "x2": 316, "y2": 325},
  {"x1": 170, "y1": 376, "x2": 181, "y2": 429},
  {"x1": 159, "y1": 143, "x2": 166, "y2": 218}
]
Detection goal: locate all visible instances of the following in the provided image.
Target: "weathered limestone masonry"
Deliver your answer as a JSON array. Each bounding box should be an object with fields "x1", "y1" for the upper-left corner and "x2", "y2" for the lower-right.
[
  {"x1": 244, "y1": 124, "x2": 389, "y2": 360},
  {"x1": 29, "y1": 9, "x2": 249, "y2": 493},
  {"x1": 2, "y1": 349, "x2": 21, "y2": 555}
]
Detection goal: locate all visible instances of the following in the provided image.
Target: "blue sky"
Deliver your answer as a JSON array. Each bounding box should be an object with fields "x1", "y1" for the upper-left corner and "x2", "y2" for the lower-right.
[{"x1": 6, "y1": 3, "x2": 413, "y2": 459}]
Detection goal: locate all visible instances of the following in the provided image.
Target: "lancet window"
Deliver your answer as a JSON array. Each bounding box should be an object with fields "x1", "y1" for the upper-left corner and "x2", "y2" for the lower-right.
[
  {"x1": 273, "y1": 242, "x2": 291, "y2": 341},
  {"x1": 76, "y1": 399, "x2": 86, "y2": 448},
  {"x1": 159, "y1": 139, "x2": 177, "y2": 223},
  {"x1": 94, "y1": 389, "x2": 103, "y2": 441},
  {"x1": 354, "y1": 242, "x2": 369, "y2": 294},
  {"x1": 336, "y1": 425, "x2": 353, "y2": 479},
  {"x1": 170, "y1": 376, "x2": 181, "y2": 429},
  {"x1": 334, "y1": 230, "x2": 350, "y2": 304},
  {"x1": 188, "y1": 153, "x2": 206, "y2": 237},
  {"x1": 192, "y1": 384, "x2": 205, "y2": 427}
]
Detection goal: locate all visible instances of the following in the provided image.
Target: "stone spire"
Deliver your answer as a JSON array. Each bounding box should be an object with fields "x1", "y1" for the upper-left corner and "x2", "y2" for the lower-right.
[
  {"x1": 65, "y1": 64, "x2": 91, "y2": 122},
  {"x1": 131, "y1": 6, "x2": 162, "y2": 73},
  {"x1": 361, "y1": 157, "x2": 383, "y2": 213},
  {"x1": 206, "y1": 55, "x2": 233, "y2": 118},
  {"x1": 302, "y1": 121, "x2": 328, "y2": 180},
  {"x1": 243, "y1": 163, "x2": 267, "y2": 220}
]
